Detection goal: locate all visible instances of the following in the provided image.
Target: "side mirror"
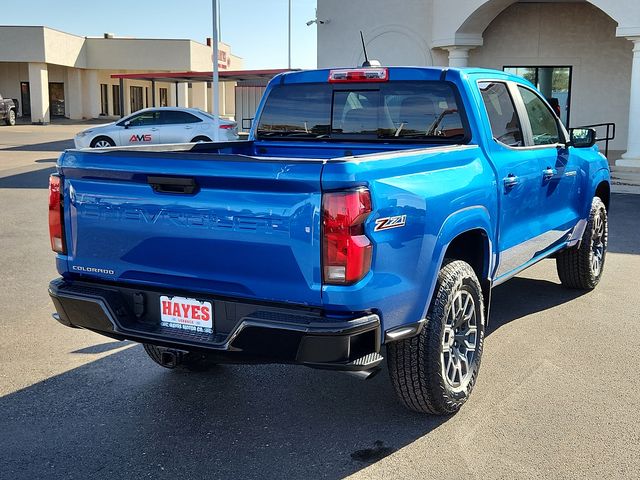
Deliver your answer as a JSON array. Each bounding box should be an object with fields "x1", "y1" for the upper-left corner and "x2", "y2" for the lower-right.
[
  {"x1": 568, "y1": 127, "x2": 596, "y2": 148},
  {"x1": 124, "y1": 120, "x2": 131, "y2": 129}
]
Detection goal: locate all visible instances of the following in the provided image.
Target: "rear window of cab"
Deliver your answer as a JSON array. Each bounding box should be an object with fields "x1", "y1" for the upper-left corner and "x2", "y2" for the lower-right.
[{"x1": 256, "y1": 81, "x2": 470, "y2": 143}]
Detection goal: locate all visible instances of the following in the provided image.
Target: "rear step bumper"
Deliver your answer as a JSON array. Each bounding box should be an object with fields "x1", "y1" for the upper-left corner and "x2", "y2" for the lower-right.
[{"x1": 48, "y1": 278, "x2": 382, "y2": 371}]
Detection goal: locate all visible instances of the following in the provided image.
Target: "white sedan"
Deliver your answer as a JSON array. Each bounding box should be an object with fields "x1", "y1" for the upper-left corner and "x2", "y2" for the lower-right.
[{"x1": 74, "y1": 107, "x2": 238, "y2": 148}]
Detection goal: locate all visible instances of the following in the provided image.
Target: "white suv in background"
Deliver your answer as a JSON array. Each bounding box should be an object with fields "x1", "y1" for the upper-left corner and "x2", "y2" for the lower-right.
[{"x1": 74, "y1": 107, "x2": 238, "y2": 148}]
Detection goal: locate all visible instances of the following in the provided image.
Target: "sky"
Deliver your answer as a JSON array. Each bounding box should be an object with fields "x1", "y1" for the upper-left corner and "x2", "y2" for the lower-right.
[{"x1": 1, "y1": 0, "x2": 318, "y2": 69}]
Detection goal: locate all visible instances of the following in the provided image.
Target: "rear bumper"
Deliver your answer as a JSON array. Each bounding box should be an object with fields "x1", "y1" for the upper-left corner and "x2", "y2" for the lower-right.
[{"x1": 49, "y1": 278, "x2": 382, "y2": 371}]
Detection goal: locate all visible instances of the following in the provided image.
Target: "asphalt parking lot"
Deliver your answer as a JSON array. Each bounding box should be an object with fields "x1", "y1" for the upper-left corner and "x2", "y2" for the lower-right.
[{"x1": 1, "y1": 124, "x2": 639, "y2": 480}]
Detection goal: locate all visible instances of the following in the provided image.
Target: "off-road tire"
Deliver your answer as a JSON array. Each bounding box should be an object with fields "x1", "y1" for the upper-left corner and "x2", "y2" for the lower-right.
[
  {"x1": 90, "y1": 136, "x2": 115, "y2": 148},
  {"x1": 5, "y1": 109, "x2": 16, "y2": 126},
  {"x1": 387, "y1": 259, "x2": 485, "y2": 415},
  {"x1": 143, "y1": 344, "x2": 218, "y2": 372},
  {"x1": 556, "y1": 197, "x2": 608, "y2": 290}
]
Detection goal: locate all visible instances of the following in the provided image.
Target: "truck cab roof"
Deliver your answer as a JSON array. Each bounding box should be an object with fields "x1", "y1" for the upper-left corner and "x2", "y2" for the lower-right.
[{"x1": 274, "y1": 66, "x2": 535, "y2": 89}]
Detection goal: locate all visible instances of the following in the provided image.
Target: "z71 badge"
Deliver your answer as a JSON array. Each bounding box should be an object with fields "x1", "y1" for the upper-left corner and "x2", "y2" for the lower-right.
[{"x1": 374, "y1": 215, "x2": 407, "y2": 232}]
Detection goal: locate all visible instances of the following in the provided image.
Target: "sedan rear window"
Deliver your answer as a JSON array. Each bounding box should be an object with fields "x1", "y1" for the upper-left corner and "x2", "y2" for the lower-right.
[{"x1": 256, "y1": 81, "x2": 468, "y2": 142}]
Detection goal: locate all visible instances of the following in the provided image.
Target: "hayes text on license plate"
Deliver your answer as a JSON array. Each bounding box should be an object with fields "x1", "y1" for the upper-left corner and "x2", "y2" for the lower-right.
[{"x1": 160, "y1": 296, "x2": 213, "y2": 333}]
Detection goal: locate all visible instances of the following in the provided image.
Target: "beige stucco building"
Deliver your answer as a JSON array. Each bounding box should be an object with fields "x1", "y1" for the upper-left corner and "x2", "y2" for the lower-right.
[
  {"x1": 0, "y1": 26, "x2": 242, "y2": 124},
  {"x1": 317, "y1": 0, "x2": 640, "y2": 167}
]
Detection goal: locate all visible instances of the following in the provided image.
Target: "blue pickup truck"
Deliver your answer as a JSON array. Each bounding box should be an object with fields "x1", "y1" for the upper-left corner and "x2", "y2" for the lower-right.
[{"x1": 48, "y1": 66, "x2": 610, "y2": 414}]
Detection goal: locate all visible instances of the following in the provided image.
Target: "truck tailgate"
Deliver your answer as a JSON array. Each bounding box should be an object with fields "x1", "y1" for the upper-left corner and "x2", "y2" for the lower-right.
[{"x1": 60, "y1": 150, "x2": 323, "y2": 305}]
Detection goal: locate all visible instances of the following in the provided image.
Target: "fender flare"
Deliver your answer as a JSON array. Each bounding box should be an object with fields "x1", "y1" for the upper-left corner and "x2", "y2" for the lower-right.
[
  {"x1": 419, "y1": 205, "x2": 495, "y2": 321},
  {"x1": 591, "y1": 167, "x2": 611, "y2": 209}
]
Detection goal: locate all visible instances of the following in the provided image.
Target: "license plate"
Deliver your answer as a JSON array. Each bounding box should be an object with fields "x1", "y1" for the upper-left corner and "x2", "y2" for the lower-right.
[{"x1": 160, "y1": 295, "x2": 213, "y2": 334}]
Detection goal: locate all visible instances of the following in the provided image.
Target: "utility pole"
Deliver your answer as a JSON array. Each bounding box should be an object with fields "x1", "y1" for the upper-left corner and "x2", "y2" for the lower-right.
[{"x1": 212, "y1": 0, "x2": 220, "y2": 141}]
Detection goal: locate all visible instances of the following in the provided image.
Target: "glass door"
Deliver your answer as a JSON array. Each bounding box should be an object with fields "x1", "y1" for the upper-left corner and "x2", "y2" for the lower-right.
[
  {"x1": 130, "y1": 86, "x2": 144, "y2": 113},
  {"x1": 112, "y1": 85, "x2": 121, "y2": 116},
  {"x1": 159, "y1": 88, "x2": 168, "y2": 107},
  {"x1": 20, "y1": 82, "x2": 30, "y2": 116},
  {"x1": 48, "y1": 82, "x2": 65, "y2": 117},
  {"x1": 100, "y1": 84, "x2": 109, "y2": 115},
  {"x1": 503, "y1": 66, "x2": 572, "y2": 126}
]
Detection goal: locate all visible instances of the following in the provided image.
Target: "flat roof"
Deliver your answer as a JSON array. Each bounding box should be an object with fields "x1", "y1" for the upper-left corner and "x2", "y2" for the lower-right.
[{"x1": 110, "y1": 69, "x2": 294, "y2": 83}]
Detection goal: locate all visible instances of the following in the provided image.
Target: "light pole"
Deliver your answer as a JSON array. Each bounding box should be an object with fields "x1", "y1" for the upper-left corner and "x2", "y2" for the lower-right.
[
  {"x1": 288, "y1": 0, "x2": 292, "y2": 70},
  {"x1": 212, "y1": 0, "x2": 220, "y2": 141}
]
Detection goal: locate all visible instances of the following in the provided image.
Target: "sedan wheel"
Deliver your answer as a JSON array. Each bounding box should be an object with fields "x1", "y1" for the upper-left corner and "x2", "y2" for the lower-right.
[{"x1": 91, "y1": 137, "x2": 115, "y2": 148}]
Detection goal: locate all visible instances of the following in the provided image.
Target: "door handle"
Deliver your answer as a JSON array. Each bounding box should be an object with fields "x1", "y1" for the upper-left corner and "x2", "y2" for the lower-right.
[
  {"x1": 184, "y1": 125, "x2": 193, "y2": 129},
  {"x1": 150, "y1": 128, "x2": 159, "y2": 131},
  {"x1": 503, "y1": 174, "x2": 519, "y2": 189},
  {"x1": 542, "y1": 167, "x2": 557, "y2": 180}
]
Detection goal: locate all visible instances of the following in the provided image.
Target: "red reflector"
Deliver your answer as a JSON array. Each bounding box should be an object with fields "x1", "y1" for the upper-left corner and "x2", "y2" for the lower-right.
[
  {"x1": 48, "y1": 175, "x2": 66, "y2": 254},
  {"x1": 328, "y1": 68, "x2": 388, "y2": 83},
  {"x1": 322, "y1": 189, "x2": 373, "y2": 285}
]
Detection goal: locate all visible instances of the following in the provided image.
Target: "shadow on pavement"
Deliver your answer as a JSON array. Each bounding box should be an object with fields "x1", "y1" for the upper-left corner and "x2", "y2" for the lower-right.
[
  {"x1": 2, "y1": 139, "x2": 74, "y2": 152},
  {"x1": 0, "y1": 275, "x2": 592, "y2": 479},
  {"x1": 0, "y1": 346, "x2": 446, "y2": 480},
  {"x1": 0, "y1": 167, "x2": 55, "y2": 189},
  {"x1": 487, "y1": 276, "x2": 586, "y2": 335}
]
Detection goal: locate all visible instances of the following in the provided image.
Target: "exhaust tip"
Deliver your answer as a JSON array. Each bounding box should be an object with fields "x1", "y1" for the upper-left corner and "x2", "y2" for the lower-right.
[{"x1": 160, "y1": 351, "x2": 180, "y2": 369}]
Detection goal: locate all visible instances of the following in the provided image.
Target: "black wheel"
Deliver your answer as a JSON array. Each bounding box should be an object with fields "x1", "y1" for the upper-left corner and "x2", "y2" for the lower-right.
[
  {"x1": 90, "y1": 136, "x2": 115, "y2": 148},
  {"x1": 143, "y1": 344, "x2": 218, "y2": 372},
  {"x1": 5, "y1": 109, "x2": 16, "y2": 126},
  {"x1": 191, "y1": 136, "x2": 211, "y2": 143},
  {"x1": 387, "y1": 259, "x2": 485, "y2": 415},
  {"x1": 556, "y1": 197, "x2": 608, "y2": 290}
]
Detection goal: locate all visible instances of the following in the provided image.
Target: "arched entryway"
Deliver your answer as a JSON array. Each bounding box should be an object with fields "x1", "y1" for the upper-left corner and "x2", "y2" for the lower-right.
[{"x1": 431, "y1": 0, "x2": 640, "y2": 165}]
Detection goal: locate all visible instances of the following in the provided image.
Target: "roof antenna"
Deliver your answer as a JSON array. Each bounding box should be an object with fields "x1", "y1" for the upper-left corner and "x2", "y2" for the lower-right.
[{"x1": 360, "y1": 31, "x2": 380, "y2": 68}]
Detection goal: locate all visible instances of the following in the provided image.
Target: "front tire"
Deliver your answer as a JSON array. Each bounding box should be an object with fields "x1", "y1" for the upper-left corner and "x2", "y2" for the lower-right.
[
  {"x1": 387, "y1": 259, "x2": 485, "y2": 415},
  {"x1": 5, "y1": 109, "x2": 16, "y2": 126},
  {"x1": 556, "y1": 197, "x2": 608, "y2": 290}
]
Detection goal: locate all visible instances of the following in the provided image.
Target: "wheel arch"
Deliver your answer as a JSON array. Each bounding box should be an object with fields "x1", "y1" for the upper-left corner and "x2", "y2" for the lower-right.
[
  {"x1": 590, "y1": 168, "x2": 611, "y2": 211},
  {"x1": 595, "y1": 180, "x2": 611, "y2": 211},
  {"x1": 191, "y1": 135, "x2": 212, "y2": 143},
  {"x1": 90, "y1": 135, "x2": 115, "y2": 148}
]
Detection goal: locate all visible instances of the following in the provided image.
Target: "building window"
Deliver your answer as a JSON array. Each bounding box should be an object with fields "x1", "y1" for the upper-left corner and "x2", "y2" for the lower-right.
[
  {"x1": 145, "y1": 87, "x2": 150, "y2": 108},
  {"x1": 503, "y1": 66, "x2": 572, "y2": 126},
  {"x1": 130, "y1": 86, "x2": 144, "y2": 113},
  {"x1": 112, "y1": 85, "x2": 121, "y2": 116},
  {"x1": 159, "y1": 88, "x2": 168, "y2": 107},
  {"x1": 100, "y1": 84, "x2": 109, "y2": 116}
]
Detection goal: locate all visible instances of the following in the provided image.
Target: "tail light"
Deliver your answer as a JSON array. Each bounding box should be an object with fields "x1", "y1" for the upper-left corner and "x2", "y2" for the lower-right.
[
  {"x1": 322, "y1": 188, "x2": 372, "y2": 285},
  {"x1": 48, "y1": 174, "x2": 66, "y2": 254},
  {"x1": 219, "y1": 123, "x2": 236, "y2": 130}
]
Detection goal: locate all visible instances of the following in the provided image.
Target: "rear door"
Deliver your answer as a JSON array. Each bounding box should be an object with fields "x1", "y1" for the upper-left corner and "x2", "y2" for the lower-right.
[
  {"x1": 118, "y1": 111, "x2": 161, "y2": 146},
  {"x1": 60, "y1": 150, "x2": 323, "y2": 305},
  {"x1": 158, "y1": 110, "x2": 204, "y2": 143},
  {"x1": 477, "y1": 81, "x2": 549, "y2": 279}
]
